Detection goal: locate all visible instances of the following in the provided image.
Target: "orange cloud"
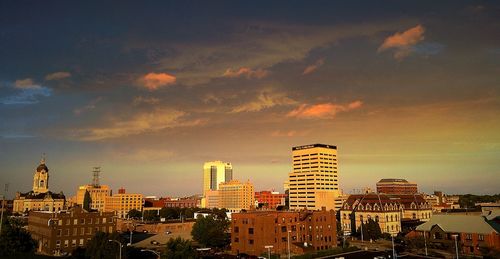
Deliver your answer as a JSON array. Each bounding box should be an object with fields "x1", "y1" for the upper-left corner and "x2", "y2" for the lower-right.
[
  {"x1": 222, "y1": 67, "x2": 269, "y2": 79},
  {"x1": 14, "y1": 78, "x2": 40, "y2": 89},
  {"x1": 378, "y1": 25, "x2": 425, "y2": 59},
  {"x1": 302, "y1": 58, "x2": 325, "y2": 75},
  {"x1": 271, "y1": 130, "x2": 308, "y2": 137},
  {"x1": 45, "y1": 71, "x2": 71, "y2": 81},
  {"x1": 138, "y1": 72, "x2": 176, "y2": 90},
  {"x1": 287, "y1": 100, "x2": 363, "y2": 119}
]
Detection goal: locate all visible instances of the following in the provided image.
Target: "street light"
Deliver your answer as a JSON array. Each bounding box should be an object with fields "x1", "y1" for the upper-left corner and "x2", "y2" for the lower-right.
[
  {"x1": 108, "y1": 239, "x2": 122, "y2": 259},
  {"x1": 141, "y1": 249, "x2": 160, "y2": 259},
  {"x1": 264, "y1": 245, "x2": 273, "y2": 259},
  {"x1": 451, "y1": 234, "x2": 459, "y2": 259},
  {"x1": 391, "y1": 234, "x2": 396, "y2": 259},
  {"x1": 423, "y1": 231, "x2": 428, "y2": 256}
]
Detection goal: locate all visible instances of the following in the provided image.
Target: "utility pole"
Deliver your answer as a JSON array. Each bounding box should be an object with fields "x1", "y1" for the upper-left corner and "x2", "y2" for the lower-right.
[{"x1": 0, "y1": 184, "x2": 9, "y2": 236}]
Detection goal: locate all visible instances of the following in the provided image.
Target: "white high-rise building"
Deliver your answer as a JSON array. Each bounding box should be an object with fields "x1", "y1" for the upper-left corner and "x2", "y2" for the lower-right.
[
  {"x1": 203, "y1": 161, "x2": 233, "y2": 194},
  {"x1": 288, "y1": 144, "x2": 339, "y2": 211}
]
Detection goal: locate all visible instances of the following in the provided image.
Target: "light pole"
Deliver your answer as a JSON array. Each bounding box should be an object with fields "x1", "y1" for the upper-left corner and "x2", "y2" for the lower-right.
[
  {"x1": 141, "y1": 249, "x2": 160, "y2": 259},
  {"x1": 0, "y1": 184, "x2": 8, "y2": 236},
  {"x1": 108, "y1": 239, "x2": 122, "y2": 259},
  {"x1": 423, "y1": 231, "x2": 428, "y2": 256},
  {"x1": 391, "y1": 234, "x2": 396, "y2": 259},
  {"x1": 264, "y1": 245, "x2": 273, "y2": 259},
  {"x1": 287, "y1": 230, "x2": 291, "y2": 259},
  {"x1": 360, "y1": 217, "x2": 364, "y2": 242},
  {"x1": 452, "y1": 234, "x2": 459, "y2": 259}
]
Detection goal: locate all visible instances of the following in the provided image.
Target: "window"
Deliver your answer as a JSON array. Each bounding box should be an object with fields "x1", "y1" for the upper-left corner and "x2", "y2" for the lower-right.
[
  {"x1": 249, "y1": 239, "x2": 254, "y2": 245},
  {"x1": 79, "y1": 239, "x2": 84, "y2": 246},
  {"x1": 478, "y1": 234, "x2": 484, "y2": 241},
  {"x1": 234, "y1": 227, "x2": 239, "y2": 233},
  {"x1": 466, "y1": 234, "x2": 472, "y2": 240},
  {"x1": 64, "y1": 240, "x2": 69, "y2": 247},
  {"x1": 234, "y1": 238, "x2": 239, "y2": 243},
  {"x1": 248, "y1": 228, "x2": 254, "y2": 234},
  {"x1": 74, "y1": 219, "x2": 78, "y2": 225},
  {"x1": 56, "y1": 240, "x2": 61, "y2": 248},
  {"x1": 72, "y1": 239, "x2": 77, "y2": 247},
  {"x1": 57, "y1": 229, "x2": 62, "y2": 236}
]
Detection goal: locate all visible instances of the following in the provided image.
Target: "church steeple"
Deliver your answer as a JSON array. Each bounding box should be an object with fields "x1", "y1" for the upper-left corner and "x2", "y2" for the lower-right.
[{"x1": 33, "y1": 155, "x2": 49, "y2": 194}]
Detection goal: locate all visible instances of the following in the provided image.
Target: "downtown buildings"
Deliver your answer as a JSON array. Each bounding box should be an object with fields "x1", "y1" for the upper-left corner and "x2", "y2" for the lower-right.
[
  {"x1": 376, "y1": 178, "x2": 418, "y2": 195},
  {"x1": 288, "y1": 144, "x2": 340, "y2": 211}
]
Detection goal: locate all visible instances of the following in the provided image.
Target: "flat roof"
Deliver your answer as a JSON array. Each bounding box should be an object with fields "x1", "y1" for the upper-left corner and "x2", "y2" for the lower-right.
[{"x1": 292, "y1": 143, "x2": 337, "y2": 151}]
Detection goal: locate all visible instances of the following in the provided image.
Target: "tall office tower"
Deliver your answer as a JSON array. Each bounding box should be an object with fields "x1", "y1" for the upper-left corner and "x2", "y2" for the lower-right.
[
  {"x1": 203, "y1": 161, "x2": 233, "y2": 194},
  {"x1": 288, "y1": 144, "x2": 339, "y2": 211}
]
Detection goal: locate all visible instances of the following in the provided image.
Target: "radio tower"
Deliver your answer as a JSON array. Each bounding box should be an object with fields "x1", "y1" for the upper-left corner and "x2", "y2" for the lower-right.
[{"x1": 92, "y1": 167, "x2": 101, "y2": 187}]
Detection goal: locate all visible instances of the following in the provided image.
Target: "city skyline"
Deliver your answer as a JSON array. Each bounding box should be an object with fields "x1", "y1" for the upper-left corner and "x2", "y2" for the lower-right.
[{"x1": 1, "y1": 1, "x2": 499, "y2": 197}]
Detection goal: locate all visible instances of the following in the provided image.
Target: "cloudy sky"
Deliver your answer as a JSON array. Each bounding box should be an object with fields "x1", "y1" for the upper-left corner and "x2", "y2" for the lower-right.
[{"x1": 1, "y1": 1, "x2": 499, "y2": 198}]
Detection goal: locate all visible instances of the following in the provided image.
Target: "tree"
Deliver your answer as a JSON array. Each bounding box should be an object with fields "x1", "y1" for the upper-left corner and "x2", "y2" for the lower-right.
[
  {"x1": 357, "y1": 218, "x2": 382, "y2": 241},
  {"x1": 83, "y1": 190, "x2": 92, "y2": 211},
  {"x1": 127, "y1": 209, "x2": 142, "y2": 219},
  {"x1": 85, "y1": 232, "x2": 123, "y2": 259},
  {"x1": 143, "y1": 210, "x2": 159, "y2": 221},
  {"x1": 0, "y1": 217, "x2": 36, "y2": 256},
  {"x1": 191, "y1": 215, "x2": 230, "y2": 248},
  {"x1": 165, "y1": 237, "x2": 196, "y2": 259}
]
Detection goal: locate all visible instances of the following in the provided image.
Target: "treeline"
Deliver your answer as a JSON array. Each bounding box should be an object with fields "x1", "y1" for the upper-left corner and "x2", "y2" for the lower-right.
[{"x1": 458, "y1": 194, "x2": 500, "y2": 209}]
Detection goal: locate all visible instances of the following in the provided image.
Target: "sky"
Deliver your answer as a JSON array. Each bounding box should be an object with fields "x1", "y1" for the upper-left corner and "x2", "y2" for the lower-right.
[{"x1": 1, "y1": 1, "x2": 499, "y2": 198}]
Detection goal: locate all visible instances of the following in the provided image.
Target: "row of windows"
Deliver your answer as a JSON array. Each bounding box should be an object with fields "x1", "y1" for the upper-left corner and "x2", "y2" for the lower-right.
[
  {"x1": 56, "y1": 226, "x2": 114, "y2": 237},
  {"x1": 56, "y1": 217, "x2": 110, "y2": 226}
]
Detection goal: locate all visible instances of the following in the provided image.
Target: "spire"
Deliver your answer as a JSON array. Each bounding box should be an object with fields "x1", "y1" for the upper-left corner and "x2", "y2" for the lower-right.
[{"x1": 40, "y1": 153, "x2": 46, "y2": 164}]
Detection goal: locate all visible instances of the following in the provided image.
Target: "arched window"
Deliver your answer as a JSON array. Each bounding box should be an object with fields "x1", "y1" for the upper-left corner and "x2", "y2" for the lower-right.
[
  {"x1": 391, "y1": 215, "x2": 394, "y2": 222},
  {"x1": 386, "y1": 215, "x2": 389, "y2": 222},
  {"x1": 395, "y1": 215, "x2": 398, "y2": 221}
]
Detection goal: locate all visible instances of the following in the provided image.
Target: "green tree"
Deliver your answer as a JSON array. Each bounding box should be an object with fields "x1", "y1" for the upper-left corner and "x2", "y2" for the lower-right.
[
  {"x1": 357, "y1": 218, "x2": 382, "y2": 241},
  {"x1": 0, "y1": 217, "x2": 36, "y2": 256},
  {"x1": 127, "y1": 209, "x2": 142, "y2": 219},
  {"x1": 191, "y1": 215, "x2": 230, "y2": 248},
  {"x1": 165, "y1": 237, "x2": 196, "y2": 259},
  {"x1": 83, "y1": 190, "x2": 92, "y2": 211},
  {"x1": 143, "y1": 210, "x2": 159, "y2": 221},
  {"x1": 85, "y1": 232, "x2": 123, "y2": 259}
]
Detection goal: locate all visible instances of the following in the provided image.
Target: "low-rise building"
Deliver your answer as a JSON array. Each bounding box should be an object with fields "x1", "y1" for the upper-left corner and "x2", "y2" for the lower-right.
[
  {"x1": 104, "y1": 188, "x2": 143, "y2": 218},
  {"x1": 411, "y1": 214, "x2": 500, "y2": 256},
  {"x1": 231, "y1": 208, "x2": 337, "y2": 257},
  {"x1": 340, "y1": 193, "x2": 432, "y2": 236},
  {"x1": 255, "y1": 191, "x2": 286, "y2": 209},
  {"x1": 28, "y1": 206, "x2": 116, "y2": 256}
]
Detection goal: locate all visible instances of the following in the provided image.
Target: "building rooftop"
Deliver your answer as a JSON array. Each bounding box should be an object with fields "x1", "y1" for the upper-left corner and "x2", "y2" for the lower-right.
[
  {"x1": 377, "y1": 178, "x2": 410, "y2": 183},
  {"x1": 292, "y1": 143, "x2": 337, "y2": 151},
  {"x1": 416, "y1": 214, "x2": 498, "y2": 234}
]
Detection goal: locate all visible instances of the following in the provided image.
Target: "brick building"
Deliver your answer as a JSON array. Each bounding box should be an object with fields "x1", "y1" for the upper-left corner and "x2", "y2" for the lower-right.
[
  {"x1": 411, "y1": 214, "x2": 500, "y2": 256},
  {"x1": 255, "y1": 191, "x2": 286, "y2": 209},
  {"x1": 231, "y1": 208, "x2": 336, "y2": 257},
  {"x1": 28, "y1": 206, "x2": 116, "y2": 256},
  {"x1": 376, "y1": 178, "x2": 418, "y2": 195}
]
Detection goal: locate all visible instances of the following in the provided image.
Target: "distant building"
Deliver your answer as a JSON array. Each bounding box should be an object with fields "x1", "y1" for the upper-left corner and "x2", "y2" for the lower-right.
[
  {"x1": 202, "y1": 190, "x2": 220, "y2": 209},
  {"x1": 231, "y1": 208, "x2": 337, "y2": 257},
  {"x1": 376, "y1": 178, "x2": 418, "y2": 195},
  {"x1": 28, "y1": 206, "x2": 116, "y2": 256},
  {"x1": 340, "y1": 193, "x2": 432, "y2": 236},
  {"x1": 411, "y1": 214, "x2": 500, "y2": 256},
  {"x1": 164, "y1": 196, "x2": 201, "y2": 208},
  {"x1": 424, "y1": 191, "x2": 461, "y2": 212},
  {"x1": 255, "y1": 191, "x2": 286, "y2": 209},
  {"x1": 288, "y1": 144, "x2": 339, "y2": 211},
  {"x1": 75, "y1": 167, "x2": 111, "y2": 211},
  {"x1": 219, "y1": 180, "x2": 255, "y2": 213},
  {"x1": 104, "y1": 188, "x2": 143, "y2": 218},
  {"x1": 203, "y1": 161, "x2": 233, "y2": 194},
  {"x1": 13, "y1": 158, "x2": 65, "y2": 213}
]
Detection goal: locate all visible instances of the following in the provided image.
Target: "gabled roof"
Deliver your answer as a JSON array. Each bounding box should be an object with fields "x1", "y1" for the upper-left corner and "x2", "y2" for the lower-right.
[{"x1": 416, "y1": 214, "x2": 498, "y2": 235}]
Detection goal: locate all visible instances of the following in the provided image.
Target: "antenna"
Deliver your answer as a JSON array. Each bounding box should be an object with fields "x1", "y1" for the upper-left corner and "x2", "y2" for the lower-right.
[{"x1": 92, "y1": 167, "x2": 101, "y2": 187}]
